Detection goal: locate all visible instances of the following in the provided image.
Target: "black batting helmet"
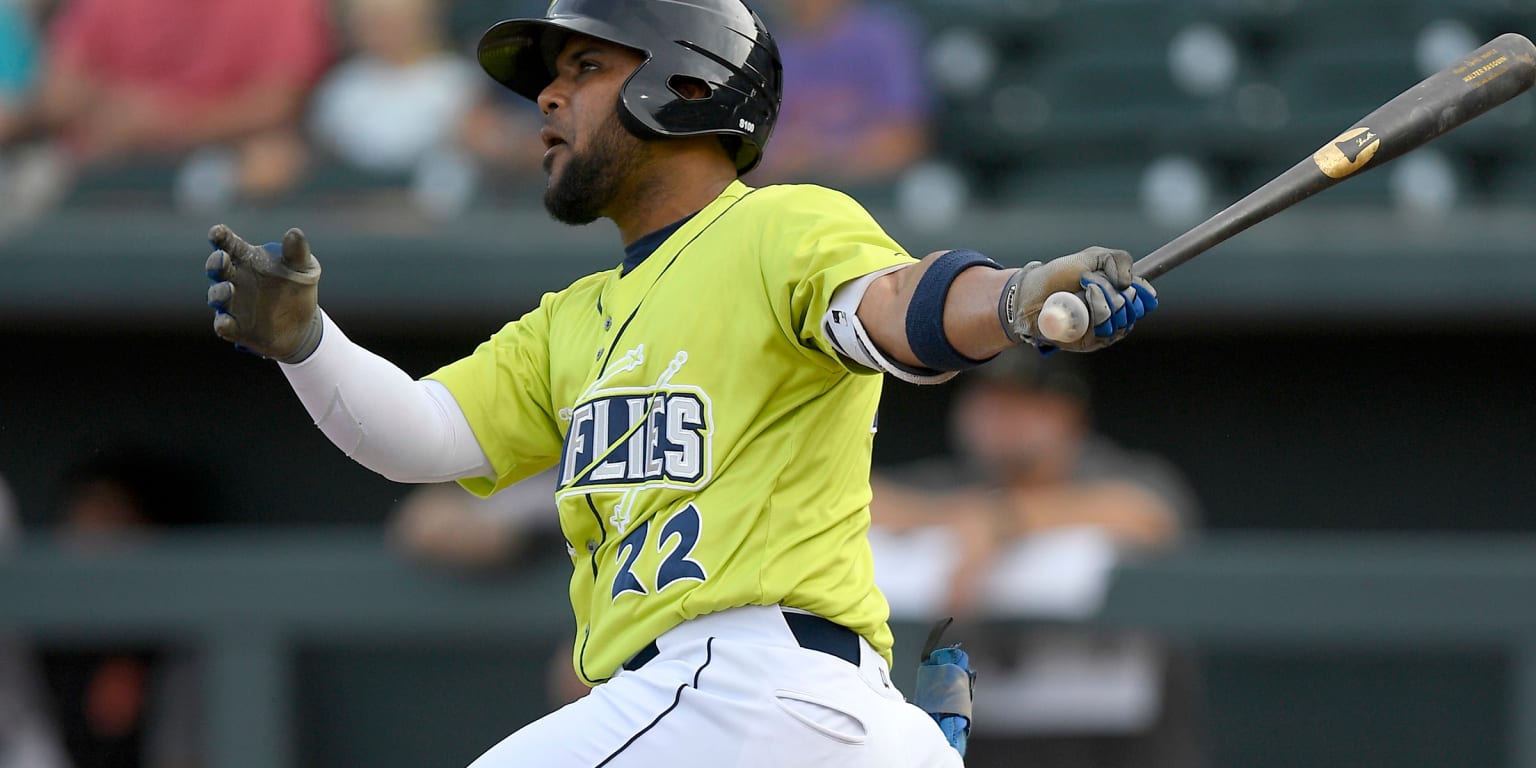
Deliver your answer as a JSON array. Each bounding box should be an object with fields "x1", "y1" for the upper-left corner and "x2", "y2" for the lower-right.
[{"x1": 478, "y1": 0, "x2": 782, "y2": 175}]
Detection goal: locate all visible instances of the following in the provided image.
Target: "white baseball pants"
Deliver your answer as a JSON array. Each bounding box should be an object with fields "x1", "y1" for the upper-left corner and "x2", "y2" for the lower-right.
[{"x1": 466, "y1": 605, "x2": 964, "y2": 767}]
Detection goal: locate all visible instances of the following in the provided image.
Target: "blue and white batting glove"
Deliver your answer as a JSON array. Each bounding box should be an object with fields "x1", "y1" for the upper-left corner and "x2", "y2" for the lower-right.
[
  {"x1": 914, "y1": 618, "x2": 976, "y2": 757},
  {"x1": 917, "y1": 644, "x2": 976, "y2": 757},
  {"x1": 1080, "y1": 273, "x2": 1158, "y2": 339}
]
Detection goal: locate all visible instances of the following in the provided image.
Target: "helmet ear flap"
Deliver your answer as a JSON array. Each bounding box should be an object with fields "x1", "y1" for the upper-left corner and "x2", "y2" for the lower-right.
[
  {"x1": 718, "y1": 135, "x2": 750, "y2": 171},
  {"x1": 616, "y1": 101, "x2": 655, "y2": 142}
]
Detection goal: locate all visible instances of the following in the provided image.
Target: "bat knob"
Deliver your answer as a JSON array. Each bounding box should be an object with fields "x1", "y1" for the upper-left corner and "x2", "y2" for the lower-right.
[{"x1": 1038, "y1": 291, "x2": 1090, "y2": 344}]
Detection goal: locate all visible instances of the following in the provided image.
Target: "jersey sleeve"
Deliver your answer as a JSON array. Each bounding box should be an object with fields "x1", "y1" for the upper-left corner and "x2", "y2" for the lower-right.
[
  {"x1": 424, "y1": 293, "x2": 566, "y2": 497},
  {"x1": 752, "y1": 185, "x2": 917, "y2": 372}
]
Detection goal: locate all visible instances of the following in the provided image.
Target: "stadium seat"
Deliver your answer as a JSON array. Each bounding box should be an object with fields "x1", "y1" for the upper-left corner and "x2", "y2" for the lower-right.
[
  {"x1": 923, "y1": 0, "x2": 1536, "y2": 207},
  {"x1": 1483, "y1": 156, "x2": 1536, "y2": 204},
  {"x1": 1000, "y1": 158, "x2": 1149, "y2": 206},
  {"x1": 58, "y1": 159, "x2": 180, "y2": 209},
  {"x1": 901, "y1": 0, "x2": 1061, "y2": 50},
  {"x1": 1256, "y1": 41, "x2": 1421, "y2": 162}
]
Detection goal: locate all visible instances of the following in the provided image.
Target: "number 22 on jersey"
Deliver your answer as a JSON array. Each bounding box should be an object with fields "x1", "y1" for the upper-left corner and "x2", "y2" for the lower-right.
[{"x1": 612, "y1": 503, "x2": 709, "y2": 600}]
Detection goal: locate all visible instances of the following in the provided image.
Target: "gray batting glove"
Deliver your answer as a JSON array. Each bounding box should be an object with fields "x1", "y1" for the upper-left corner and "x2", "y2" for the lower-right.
[
  {"x1": 204, "y1": 224, "x2": 323, "y2": 363},
  {"x1": 997, "y1": 246, "x2": 1135, "y2": 353}
]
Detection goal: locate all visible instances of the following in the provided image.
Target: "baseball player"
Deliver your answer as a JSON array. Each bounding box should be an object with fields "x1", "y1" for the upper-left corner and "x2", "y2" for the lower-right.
[{"x1": 201, "y1": 1, "x2": 1156, "y2": 765}]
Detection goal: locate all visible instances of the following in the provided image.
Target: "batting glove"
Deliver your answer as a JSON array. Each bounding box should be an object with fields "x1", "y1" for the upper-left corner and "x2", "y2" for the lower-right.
[
  {"x1": 998, "y1": 246, "x2": 1156, "y2": 353},
  {"x1": 204, "y1": 225, "x2": 323, "y2": 363},
  {"x1": 914, "y1": 619, "x2": 976, "y2": 758}
]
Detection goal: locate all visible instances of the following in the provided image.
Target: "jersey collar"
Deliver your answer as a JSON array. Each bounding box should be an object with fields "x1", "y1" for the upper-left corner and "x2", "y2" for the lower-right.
[
  {"x1": 619, "y1": 180, "x2": 754, "y2": 277},
  {"x1": 621, "y1": 216, "x2": 692, "y2": 276}
]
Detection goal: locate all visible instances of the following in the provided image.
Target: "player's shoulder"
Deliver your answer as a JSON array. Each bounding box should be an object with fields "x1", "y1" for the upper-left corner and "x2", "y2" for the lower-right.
[
  {"x1": 743, "y1": 182, "x2": 870, "y2": 212},
  {"x1": 565, "y1": 268, "x2": 614, "y2": 292},
  {"x1": 735, "y1": 182, "x2": 881, "y2": 231},
  {"x1": 532, "y1": 268, "x2": 616, "y2": 314}
]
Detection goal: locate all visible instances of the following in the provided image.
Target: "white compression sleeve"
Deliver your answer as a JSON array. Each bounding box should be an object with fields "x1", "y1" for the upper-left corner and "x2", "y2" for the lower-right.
[{"x1": 278, "y1": 310, "x2": 495, "y2": 483}]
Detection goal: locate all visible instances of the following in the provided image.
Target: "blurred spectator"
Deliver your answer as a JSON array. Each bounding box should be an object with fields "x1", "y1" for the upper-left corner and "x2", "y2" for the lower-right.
[
  {"x1": 0, "y1": 471, "x2": 14, "y2": 554},
  {"x1": 386, "y1": 465, "x2": 564, "y2": 573},
  {"x1": 455, "y1": 88, "x2": 546, "y2": 189},
  {"x1": 0, "y1": 0, "x2": 334, "y2": 217},
  {"x1": 748, "y1": 0, "x2": 933, "y2": 186},
  {"x1": 0, "y1": 0, "x2": 39, "y2": 140},
  {"x1": 307, "y1": 0, "x2": 488, "y2": 218},
  {"x1": 0, "y1": 0, "x2": 46, "y2": 230},
  {"x1": 385, "y1": 467, "x2": 589, "y2": 709},
  {"x1": 0, "y1": 470, "x2": 72, "y2": 768},
  {"x1": 0, "y1": 635, "x2": 68, "y2": 768},
  {"x1": 35, "y1": 447, "x2": 214, "y2": 768},
  {"x1": 869, "y1": 350, "x2": 1208, "y2": 768},
  {"x1": 447, "y1": 0, "x2": 546, "y2": 188}
]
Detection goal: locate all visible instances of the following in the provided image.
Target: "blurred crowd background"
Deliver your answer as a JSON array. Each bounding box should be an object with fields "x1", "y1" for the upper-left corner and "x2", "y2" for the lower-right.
[
  {"x1": 3, "y1": 0, "x2": 1536, "y2": 766},
  {"x1": 4, "y1": 0, "x2": 1533, "y2": 225}
]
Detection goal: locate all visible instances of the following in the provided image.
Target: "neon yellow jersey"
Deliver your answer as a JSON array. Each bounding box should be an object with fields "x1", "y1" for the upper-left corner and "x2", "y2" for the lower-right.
[{"x1": 427, "y1": 180, "x2": 915, "y2": 683}]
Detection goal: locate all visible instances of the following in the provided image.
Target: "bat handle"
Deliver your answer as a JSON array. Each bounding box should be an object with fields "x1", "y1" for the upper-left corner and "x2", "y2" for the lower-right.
[
  {"x1": 1037, "y1": 290, "x2": 1091, "y2": 344},
  {"x1": 1132, "y1": 253, "x2": 1172, "y2": 281},
  {"x1": 1132, "y1": 224, "x2": 1214, "y2": 280}
]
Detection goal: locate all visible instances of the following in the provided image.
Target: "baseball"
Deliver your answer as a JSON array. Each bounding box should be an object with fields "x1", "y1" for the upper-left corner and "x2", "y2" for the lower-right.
[{"x1": 1038, "y1": 291, "x2": 1090, "y2": 343}]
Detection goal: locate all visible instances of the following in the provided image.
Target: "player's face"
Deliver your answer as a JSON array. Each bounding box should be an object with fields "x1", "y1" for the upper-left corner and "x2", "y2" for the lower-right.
[{"x1": 537, "y1": 35, "x2": 651, "y2": 225}]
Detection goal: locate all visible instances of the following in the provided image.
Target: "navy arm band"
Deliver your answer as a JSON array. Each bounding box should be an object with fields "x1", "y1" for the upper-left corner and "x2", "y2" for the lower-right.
[{"x1": 904, "y1": 249, "x2": 1003, "y2": 371}]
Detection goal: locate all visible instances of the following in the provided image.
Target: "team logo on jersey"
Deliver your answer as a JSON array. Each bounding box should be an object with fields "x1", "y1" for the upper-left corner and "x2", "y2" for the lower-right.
[{"x1": 557, "y1": 347, "x2": 713, "y2": 494}]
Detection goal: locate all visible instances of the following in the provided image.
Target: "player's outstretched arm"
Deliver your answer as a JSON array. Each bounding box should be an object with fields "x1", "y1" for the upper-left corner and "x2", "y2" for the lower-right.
[
  {"x1": 856, "y1": 247, "x2": 1157, "y2": 367},
  {"x1": 205, "y1": 224, "x2": 323, "y2": 363},
  {"x1": 202, "y1": 226, "x2": 494, "y2": 484}
]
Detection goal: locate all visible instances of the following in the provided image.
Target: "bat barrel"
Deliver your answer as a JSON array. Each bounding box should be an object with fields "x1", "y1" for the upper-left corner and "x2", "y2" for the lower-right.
[
  {"x1": 1132, "y1": 32, "x2": 1536, "y2": 281},
  {"x1": 1351, "y1": 31, "x2": 1536, "y2": 170}
]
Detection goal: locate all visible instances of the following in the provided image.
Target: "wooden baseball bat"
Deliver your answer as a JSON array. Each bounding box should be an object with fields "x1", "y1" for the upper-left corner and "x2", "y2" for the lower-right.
[{"x1": 1038, "y1": 32, "x2": 1536, "y2": 343}]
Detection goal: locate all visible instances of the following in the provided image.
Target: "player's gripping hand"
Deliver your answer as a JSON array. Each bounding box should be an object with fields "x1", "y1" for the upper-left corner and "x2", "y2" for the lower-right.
[
  {"x1": 204, "y1": 224, "x2": 323, "y2": 363},
  {"x1": 997, "y1": 246, "x2": 1157, "y2": 353}
]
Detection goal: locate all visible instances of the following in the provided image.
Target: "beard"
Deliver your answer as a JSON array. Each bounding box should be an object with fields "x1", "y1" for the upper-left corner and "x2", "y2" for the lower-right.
[{"x1": 543, "y1": 118, "x2": 648, "y2": 225}]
